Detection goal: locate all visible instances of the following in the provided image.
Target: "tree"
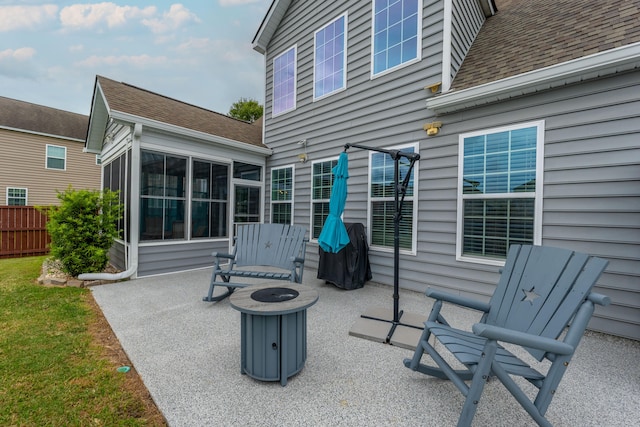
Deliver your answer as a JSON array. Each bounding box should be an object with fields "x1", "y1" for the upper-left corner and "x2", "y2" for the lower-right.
[
  {"x1": 229, "y1": 97, "x2": 263, "y2": 122},
  {"x1": 42, "y1": 187, "x2": 123, "y2": 277}
]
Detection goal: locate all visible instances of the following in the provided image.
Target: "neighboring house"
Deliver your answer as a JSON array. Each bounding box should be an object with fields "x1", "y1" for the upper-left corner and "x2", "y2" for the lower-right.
[
  {"x1": 84, "y1": 75, "x2": 270, "y2": 277},
  {"x1": 0, "y1": 96, "x2": 100, "y2": 206},
  {"x1": 252, "y1": 0, "x2": 640, "y2": 340}
]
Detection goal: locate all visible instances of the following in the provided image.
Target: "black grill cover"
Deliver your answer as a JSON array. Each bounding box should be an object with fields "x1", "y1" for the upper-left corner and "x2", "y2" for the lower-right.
[{"x1": 317, "y1": 223, "x2": 372, "y2": 290}]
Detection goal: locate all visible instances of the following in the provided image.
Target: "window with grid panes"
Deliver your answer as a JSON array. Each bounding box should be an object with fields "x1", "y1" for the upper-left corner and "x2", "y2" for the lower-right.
[
  {"x1": 311, "y1": 158, "x2": 338, "y2": 239},
  {"x1": 372, "y1": 0, "x2": 421, "y2": 76},
  {"x1": 369, "y1": 144, "x2": 416, "y2": 251},
  {"x1": 272, "y1": 46, "x2": 297, "y2": 116},
  {"x1": 314, "y1": 14, "x2": 347, "y2": 99},
  {"x1": 7, "y1": 188, "x2": 27, "y2": 205},
  {"x1": 271, "y1": 166, "x2": 293, "y2": 224},
  {"x1": 458, "y1": 122, "x2": 543, "y2": 261}
]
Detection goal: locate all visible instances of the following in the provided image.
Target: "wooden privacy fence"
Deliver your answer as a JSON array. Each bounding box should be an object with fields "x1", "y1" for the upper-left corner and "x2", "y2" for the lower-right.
[{"x1": 0, "y1": 206, "x2": 50, "y2": 258}]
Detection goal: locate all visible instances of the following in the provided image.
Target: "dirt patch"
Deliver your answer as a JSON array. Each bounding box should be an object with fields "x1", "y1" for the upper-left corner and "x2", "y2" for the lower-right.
[{"x1": 85, "y1": 294, "x2": 168, "y2": 426}]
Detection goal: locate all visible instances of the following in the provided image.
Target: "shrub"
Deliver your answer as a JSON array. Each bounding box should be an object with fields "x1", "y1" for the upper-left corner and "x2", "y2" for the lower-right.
[{"x1": 42, "y1": 187, "x2": 122, "y2": 277}]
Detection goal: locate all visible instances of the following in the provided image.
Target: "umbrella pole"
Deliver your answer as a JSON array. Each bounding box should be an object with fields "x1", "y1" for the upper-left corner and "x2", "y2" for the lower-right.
[{"x1": 345, "y1": 144, "x2": 421, "y2": 343}]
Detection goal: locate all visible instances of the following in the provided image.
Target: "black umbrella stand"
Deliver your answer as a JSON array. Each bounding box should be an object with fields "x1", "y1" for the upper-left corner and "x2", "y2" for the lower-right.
[{"x1": 344, "y1": 143, "x2": 421, "y2": 344}]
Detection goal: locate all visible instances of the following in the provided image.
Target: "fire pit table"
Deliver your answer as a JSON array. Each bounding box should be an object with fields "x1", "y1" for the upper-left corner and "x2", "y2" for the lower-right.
[{"x1": 229, "y1": 283, "x2": 319, "y2": 386}]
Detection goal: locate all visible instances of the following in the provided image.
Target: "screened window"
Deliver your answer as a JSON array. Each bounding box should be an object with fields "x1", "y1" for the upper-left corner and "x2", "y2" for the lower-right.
[
  {"x1": 271, "y1": 166, "x2": 293, "y2": 224},
  {"x1": 192, "y1": 160, "x2": 229, "y2": 238},
  {"x1": 458, "y1": 122, "x2": 544, "y2": 262},
  {"x1": 233, "y1": 162, "x2": 262, "y2": 181},
  {"x1": 311, "y1": 158, "x2": 338, "y2": 239},
  {"x1": 7, "y1": 187, "x2": 27, "y2": 205},
  {"x1": 372, "y1": 0, "x2": 421, "y2": 76},
  {"x1": 272, "y1": 46, "x2": 297, "y2": 116},
  {"x1": 46, "y1": 144, "x2": 66, "y2": 170},
  {"x1": 103, "y1": 152, "x2": 129, "y2": 241},
  {"x1": 140, "y1": 151, "x2": 186, "y2": 241},
  {"x1": 369, "y1": 144, "x2": 417, "y2": 252},
  {"x1": 314, "y1": 14, "x2": 347, "y2": 100},
  {"x1": 234, "y1": 186, "x2": 261, "y2": 224}
]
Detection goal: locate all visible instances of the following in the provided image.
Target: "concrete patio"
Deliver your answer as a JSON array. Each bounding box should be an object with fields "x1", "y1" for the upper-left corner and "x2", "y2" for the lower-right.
[{"x1": 92, "y1": 267, "x2": 640, "y2": 426}]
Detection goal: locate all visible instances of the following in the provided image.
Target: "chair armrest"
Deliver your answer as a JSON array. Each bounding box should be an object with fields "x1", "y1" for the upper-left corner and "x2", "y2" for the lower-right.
[
  {"x1": 472, "y1": 323, "x2": 574, "y2": 355},
  {"x1": 588, "y1": 292, "x2": 611, "y2": 306},
  {"x1": 211, "y1": 252, "x2": 234, "y2": 260},
  {"x1": 426, "y1": 288, "x2": 491, "y2": 313}
]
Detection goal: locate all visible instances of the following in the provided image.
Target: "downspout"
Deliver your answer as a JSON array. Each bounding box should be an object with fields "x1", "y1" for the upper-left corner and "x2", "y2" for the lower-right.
[{"x1": 79, "y1": 123, "x2": 142, "y2": 281}]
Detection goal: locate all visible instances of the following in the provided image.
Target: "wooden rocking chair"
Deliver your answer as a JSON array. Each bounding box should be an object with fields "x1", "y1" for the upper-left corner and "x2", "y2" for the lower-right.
[{"x1": 404, "y1": 244, "x2": 609, "y2": 427}]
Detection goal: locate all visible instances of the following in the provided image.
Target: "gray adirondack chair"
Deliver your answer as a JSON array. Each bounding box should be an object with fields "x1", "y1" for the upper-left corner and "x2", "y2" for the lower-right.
[
  {"x1": 404, "y1": 244, "x2": 609, "y2": 427},
  {"x1": 203, "y1": 223, "x2": 308, "y2": 302}
]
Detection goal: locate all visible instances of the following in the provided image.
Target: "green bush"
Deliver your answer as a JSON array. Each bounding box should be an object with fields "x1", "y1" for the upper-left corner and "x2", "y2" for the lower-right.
[{"x1": 42, "y1": 187, "x2": 123, "y2": 277}]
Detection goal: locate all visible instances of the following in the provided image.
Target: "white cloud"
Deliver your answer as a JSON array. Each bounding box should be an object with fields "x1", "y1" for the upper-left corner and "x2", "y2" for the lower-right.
[
  {"x1": 175, "y1": 37, "x2": 252, "y2": 63},
  {"x1": 0, "y1": 5, "x2": 58, "y2": 32},
  {"x1": 75, "y1": 54, "x2": 168, "y2": 68},
  {"x1": 142, "y1": 4, "x2": 200, "y2": 34},
  {"x1": 69, "y1": 44, "x2": 84, "y2": 53},
  {"x1": 59, "y1": 3, "x2": 156, "y2": 31},
  {"x1": 218, "y1": 0, "x2": 262, "y2": 6},
  {"x1": 0, "y1": 47, "x2": 40, "y2": 78}
]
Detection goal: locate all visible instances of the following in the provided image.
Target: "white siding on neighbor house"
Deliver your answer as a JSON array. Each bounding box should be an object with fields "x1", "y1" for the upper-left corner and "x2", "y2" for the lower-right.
[{"x1": 261, "y1": 1, "x2": 639, "y2": 340}]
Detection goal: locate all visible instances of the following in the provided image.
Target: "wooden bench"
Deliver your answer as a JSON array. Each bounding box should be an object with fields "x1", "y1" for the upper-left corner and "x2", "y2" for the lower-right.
[{"x1": 203, "y1": 223, "x2": 308, "y2": 302}]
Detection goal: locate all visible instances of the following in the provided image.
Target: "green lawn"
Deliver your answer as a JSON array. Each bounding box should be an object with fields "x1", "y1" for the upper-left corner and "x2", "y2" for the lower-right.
[{"x1": 0, "y1": 256, "x2": 164, "y2": 426}]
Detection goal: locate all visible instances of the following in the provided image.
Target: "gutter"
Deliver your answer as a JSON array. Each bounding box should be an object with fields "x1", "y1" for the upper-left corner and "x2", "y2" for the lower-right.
[
  {"x1": 78, "y1": 123, "x2": 142, "y2": 281},
  {"x1": 428, "y1": 42, "x2": 640, "y2": 114}
]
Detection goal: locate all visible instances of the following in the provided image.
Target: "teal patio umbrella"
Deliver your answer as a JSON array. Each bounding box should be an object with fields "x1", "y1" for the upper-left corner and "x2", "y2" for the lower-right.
[{"x1": 318, "y1": 151, "x2": 350, "y2": 253}]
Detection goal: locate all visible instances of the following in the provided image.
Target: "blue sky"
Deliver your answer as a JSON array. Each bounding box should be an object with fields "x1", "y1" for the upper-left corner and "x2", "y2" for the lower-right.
[{"x1": 0, "y1": 1, "x2": 270, "y2": 116}]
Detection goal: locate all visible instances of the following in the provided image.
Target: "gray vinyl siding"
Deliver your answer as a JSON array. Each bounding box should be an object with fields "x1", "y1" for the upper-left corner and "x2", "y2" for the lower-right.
[
  {"x1": 261, "y1": 1, "x2": 639, "y2": 340},
  {"x1": 137, "y1": 240, "x2": 228, "y2": 277},
  {"x1": 450, "y1": 0, "x2": 484, "y2": 79},
  {"x1": 417, "y1": 70, "x2": 640, "y2": 340}
]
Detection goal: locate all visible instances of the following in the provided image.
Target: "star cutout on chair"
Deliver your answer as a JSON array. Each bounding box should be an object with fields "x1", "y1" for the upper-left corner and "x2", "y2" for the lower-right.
[
  {"x1": 521, "y1": 287, "x2": 540, "y2": 304},
  {"x1": 264, "y1": 241, "x2": 272, "y2": 249}
]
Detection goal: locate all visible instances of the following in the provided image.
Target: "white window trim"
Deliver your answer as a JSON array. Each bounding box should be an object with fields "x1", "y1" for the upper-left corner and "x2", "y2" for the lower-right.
[
  {"x1": 270, "y1": 164, "x2": 295, "y2": 224},
  {"x1": 370, "y1": 0, "x2": 423, "y2": 79},
  {"x1": 313, "y1": 12, "x2": 348, "y2": 101},
  {"x1": 272, "y1": 44, "x2": 298, "y2": 117},
  {"x1": 456, "y1": 120, "x2": 545, "y2": 266},
  {"x1": 45, "y1": 144, "x2": 67, "y2": 170},
  {"x1": 6, "y1": 187, "x2": 28, "y2": 205},
  {"x1": 310, "y1": 156, "x2": 339, "y2": 243},
  {"x1": 367, "y1": 142, "x2": 419, "y2": 256}
]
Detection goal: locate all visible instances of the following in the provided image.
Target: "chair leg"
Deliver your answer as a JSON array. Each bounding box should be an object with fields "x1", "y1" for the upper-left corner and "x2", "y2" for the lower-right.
[{"x1": 457, "y1": 339, "x2": 498, "y2": 427}]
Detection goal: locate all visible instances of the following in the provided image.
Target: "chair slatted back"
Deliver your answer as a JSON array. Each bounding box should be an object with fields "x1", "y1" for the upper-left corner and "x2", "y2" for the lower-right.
[
  {"x1": 235, "y1": 224, "x2": 307, "y2": 270},
  {"x1": 487, "y1": 245, "x2": 608, "y2": 360}
]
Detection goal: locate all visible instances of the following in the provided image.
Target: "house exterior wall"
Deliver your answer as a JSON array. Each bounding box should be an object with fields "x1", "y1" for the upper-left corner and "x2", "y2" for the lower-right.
[
  {"x1": 0, "y1": 127, "x2": 101, "y2": 206},
  {"x1": 260, "y1": 1, "x2": 639, "y2": 339}
]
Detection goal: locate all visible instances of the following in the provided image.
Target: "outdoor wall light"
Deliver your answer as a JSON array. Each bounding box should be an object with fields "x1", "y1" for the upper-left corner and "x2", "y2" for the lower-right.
[
  {"x1": 423, "y1": 121, "x2": 442, "y2": 136},
  {"x1": 297, "y1": 139, "x2": 308, "y2": 162}
]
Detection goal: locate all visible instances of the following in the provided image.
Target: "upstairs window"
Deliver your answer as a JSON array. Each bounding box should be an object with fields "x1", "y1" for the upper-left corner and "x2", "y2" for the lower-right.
[
  {"x1": 272, "y1": 46, "x2": 297, "y2": 116},
  {"x1": 314, "y1": 14, "x2": 347, "y2": 100},
  {"x1": 46, "y1": 144, "x2": 66, "y2": 170},
  {"x1": 372, "y1": 0, "x2": 422, "y2": 76},
  {"x1": 7, "y1": 187, "x2": 27, "y2": 205},
  {"x1": 457, "y1": 121, "x2": 544, "y2": 263}
]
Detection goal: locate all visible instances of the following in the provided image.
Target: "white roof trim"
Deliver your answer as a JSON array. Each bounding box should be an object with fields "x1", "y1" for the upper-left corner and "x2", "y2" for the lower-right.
[
  {"x1": 252, "y1": 0, "x2": 291, "y2": 54},
  {"x1": 427, "y1": 42, "x2": 640, "y2": 114},
  {"x1": 109, "y1": 110, "x2": 273, "y2": 156}
]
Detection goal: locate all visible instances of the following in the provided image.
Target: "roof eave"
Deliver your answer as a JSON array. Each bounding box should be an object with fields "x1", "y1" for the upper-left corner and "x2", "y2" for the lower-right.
[
  {"x1": 109, "y1": 110, "x2": 273, "y2": 156},
  {"x1": 252, "y1": 0, "x2": 291, "y2": 54},
  {"x1": 428, "y1": 42, "x2": 640, "y2": 114}
]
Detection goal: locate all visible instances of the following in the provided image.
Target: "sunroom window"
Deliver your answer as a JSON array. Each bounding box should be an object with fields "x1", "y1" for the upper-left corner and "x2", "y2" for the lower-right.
[
  {"x1": 457, "y1": 122, "x2": 544, "y2": 262},
  {"x1": 369, "y1": 144, "x2": 417, "y2": 252},
  {"x1": 192, "y1": 160, "x2": 228, "y2": 238}
]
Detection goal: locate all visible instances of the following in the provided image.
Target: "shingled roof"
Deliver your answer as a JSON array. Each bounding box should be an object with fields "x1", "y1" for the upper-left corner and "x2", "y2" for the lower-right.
[
  {"x1": 96, "y1": 76, "x2": 265, "y2": 149},
  {"x1": 0, "y1": 96, "x2": 88, "y2": 141},
  {"x1": 451, "y1": 0, "x2": 640, "y2": 91}
]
